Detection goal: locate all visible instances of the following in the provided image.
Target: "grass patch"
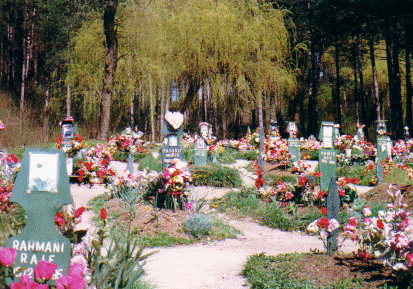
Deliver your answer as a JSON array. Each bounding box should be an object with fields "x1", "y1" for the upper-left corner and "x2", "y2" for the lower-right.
[
  {"x1": 138, "y1": 154, "x2": 163, "y2": 173},
  {"x1": 190, "y1": 165, "x2": 242, "y2": 187},
  {"x1": 233, "y1": 150, "x2": 259, "y2": 161},
  {"x1": 112, "y1": 151, "x2": 149, "y2": 162},
  {"x1": 210, "y1": 217, "x2": 242, "y2": 240},
  {"x1": 136, "y1": 232, "x2": 194, "y2": 247},
  {"x1": 266, "y1": 174, "x2": 298, "y2": 185},
  {"x1": 242, "y1": 253, "x2": 316, "y2": 288}
]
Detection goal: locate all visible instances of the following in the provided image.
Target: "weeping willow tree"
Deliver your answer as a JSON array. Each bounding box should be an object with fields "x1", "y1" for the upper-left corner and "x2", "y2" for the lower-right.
[{"x1": 67, "y1": 0, "x2": 296, "y2": 139}]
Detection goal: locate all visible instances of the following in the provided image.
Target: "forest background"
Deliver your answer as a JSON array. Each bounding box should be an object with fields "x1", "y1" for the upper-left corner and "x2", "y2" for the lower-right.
[{"x1": 0, "y1": 0, "x2": 411, "y2": 147}]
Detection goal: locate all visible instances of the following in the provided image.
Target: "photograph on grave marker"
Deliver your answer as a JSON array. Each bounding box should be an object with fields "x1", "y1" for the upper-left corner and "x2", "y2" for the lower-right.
[{"x1": 28, "y1": 153, "x2": 59, "y2": 193}]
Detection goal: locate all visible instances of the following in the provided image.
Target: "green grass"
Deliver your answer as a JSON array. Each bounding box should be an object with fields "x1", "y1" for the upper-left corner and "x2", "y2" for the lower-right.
[
  {"x1": 233, "y1": 150, "x2": 259, "y2": 161},
  {"x1": 266, "y1": 174, "x2": 299, "y2": 186},
  {"x1": 242, "y1": 253, "x2": 317, "y2": 288},
  {"x1": 112, "y1": 151, "x2": 149, "y2": 162},
  {"x1": 210, "y1": 217, "x2": 242, "y2": 240},
  {"x1": 190, "y1": 165, "x2": 242, "y2": 187},
  {"x1": 138, "y1": 154, "x2": 163, "y2": 173},
  {"x1": 136, "y1": 232, "x2": 194, "y2": 247}
]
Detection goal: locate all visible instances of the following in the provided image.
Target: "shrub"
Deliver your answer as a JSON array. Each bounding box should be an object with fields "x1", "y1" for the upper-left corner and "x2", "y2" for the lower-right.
[
  {"x1": 190, "y1": 165, "x2": 242, "y2": 187},
  {"x1": 183, "y1": 213, "x2": 213, "y2": 239},
  {"x1": 258, "y1": 202, "x2": 294, "y2": 231}
]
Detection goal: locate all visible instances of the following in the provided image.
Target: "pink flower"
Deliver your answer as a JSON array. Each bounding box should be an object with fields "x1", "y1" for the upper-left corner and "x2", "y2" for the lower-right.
[
  {"x1": 362, "y1": 205, "x2": 372, "y2": 217},
  {"x1": 34, "y1": 260, "x2": 58, "y2": 281},
  {"x1": 68, "y1": 263, "x2": 85, "y2": 277},
  {"x1": 56, "y1": 275, "x2": 86, "y2": 289},
  {"x1": 74, "y1": 207, "x2": 85, "y2": 218},
  {"x1": 285, "y1": 191, "x2": 294, "y2": 200},
  {"x1": 11, "y1": 275, "x2": 48, "y2": 289},
  {"x1": 407, "y1": 253, "x2": 413, "y2": 267},
  {"x1": 55, "y1": 212, "x2": 66, "y2": 227},
  {"x1": 0, "y1": 247, "x2": 16, "y2": 266}
]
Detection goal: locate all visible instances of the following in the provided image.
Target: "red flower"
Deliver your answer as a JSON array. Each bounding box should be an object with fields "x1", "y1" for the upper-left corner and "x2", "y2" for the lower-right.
[
  {"x1": 77, "y1": 176, "x2": 84, "y2": 183},
  {"x1": 298, "y1": 177, "x2": 307, "y2": 187},
  {"x1": 377, "y1": 219, "x2": 384, "y2": 229},
  {"x1": 317, "y1": 217, "x2": 330, "y2": 229},
  {"x1": 84, "y1": 162, "x2": 93, "y2": 171},
  {"x1": 8, "y1": 154, "x2": 18, "y2": 163},
  {"x1": 350, "y1": 178, "x2": 359, "y2": 184},
  {"x1": 321, "y1": 207, "x2": 327, "y2": 215},
  {"x1": 100, "y1": 208, "x2": 107, "y2": 220},
  {"x1": 55, "y1": 212, "x2": 66, "y2": 227},
  {"x1": 318, "y1": 191, "x2": 325, "y2": 199},
  {"x1": 339, "y1": 188, "x2": 346, "y2": 197},
  {"x1": 77, "y1": 160, "x2": 83, "y2": 165},
  {"x1": 313, "y1": 171, "x2": 322, "y2": 178},
  {"x1": 34, "y1": 260, "x2": 58, "y2": 281},
  {"x1": 100, "y1": 159, "x2": 108, "y2": 167},
  {"x1": 255, "y1": 177, "x2": 265, "y2": 189},
  {"x1": 0, "y1": 247, "x2": 16, "y2": 266},
  {"x1": 74, "y1": 207, "x2": 85, "y2": 218}
]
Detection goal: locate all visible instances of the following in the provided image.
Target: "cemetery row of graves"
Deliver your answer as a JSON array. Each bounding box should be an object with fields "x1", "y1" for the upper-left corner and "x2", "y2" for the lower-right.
[{"x1": 1, "y1": 113, "x2": 413, "y2": 288}]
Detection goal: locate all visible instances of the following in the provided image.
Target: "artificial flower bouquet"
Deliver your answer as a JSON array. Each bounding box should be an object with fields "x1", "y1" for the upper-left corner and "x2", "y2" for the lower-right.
[
  {"x1": 106, "y1": 169, "x2": 158, "y2": 199},
  {"x1": 264, "y1": 137, "x2": 293, "y2": 168},
  {"x1": 56, "y1": 133, "x2": 86, "y2": 158},
  {"x1": 147, "y1": 160, "x2": 192, "y2": 211},
  {"x1": 107, "y1": 133, "x2": 147, "y2": 154}
]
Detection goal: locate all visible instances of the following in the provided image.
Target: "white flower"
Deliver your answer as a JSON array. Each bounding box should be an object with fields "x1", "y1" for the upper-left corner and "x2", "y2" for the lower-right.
[
  {"x1": 327, "y1": 218, "x2": 340, "y2": 233},
  {"x1": 392, "y1": 262, "x2": 407, "y2": 270},
  {"x1": 362, "y1": 205, "x2": 372, "y2": 217},
  {"x1": 306, "y1": 220, "x2": 319, "y2": 234}
]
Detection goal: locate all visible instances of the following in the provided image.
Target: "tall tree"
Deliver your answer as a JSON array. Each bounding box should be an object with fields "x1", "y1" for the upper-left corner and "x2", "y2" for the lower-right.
[{"x1": 98, "y1": 0, "x2": 118, "y2": 140}]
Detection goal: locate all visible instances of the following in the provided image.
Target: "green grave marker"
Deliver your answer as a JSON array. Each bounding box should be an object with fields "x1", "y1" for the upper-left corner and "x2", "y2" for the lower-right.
[
  {"x1": 127, "y1": 153, "x2": 134, "y2": 173},
  {"x1": 287, "y1": 121, "x2": 299, "y2": 163},
  {"x1": 327, "y1": 176, "x2": 340, "y2": 255},
  {"x1": 318, "y1": 122, "x2": 337, "y2": 192},
  {"x1": 162, "y1": 112, "x2": 184, "y2": 169},
  {"x1": 269, "y1": 119, "x2": 278, "y2": 141},
  {"x1": 194, "y1": 136, "x2": 207, "y2": 166},
  {"x1": 376, "y1": 120, "x2": 388, "y2": 161},
  {"x1": 6, "y1": 148, "x2": 72, "y2": 285},
  {"x1": 61, "y1": 117, "x2": 74, "y2": 151},
  {"x1": 377, "y1": 159, "x2": 383, "y2": 184}
]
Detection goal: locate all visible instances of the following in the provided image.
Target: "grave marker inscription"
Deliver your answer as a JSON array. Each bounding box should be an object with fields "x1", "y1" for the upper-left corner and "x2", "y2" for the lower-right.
[
  {"x1": 318, "y1": 122, "x2": 337, "y2": 192},
  {"x1": 6, "y1": 148, "x2": 72, "y2": 285}
]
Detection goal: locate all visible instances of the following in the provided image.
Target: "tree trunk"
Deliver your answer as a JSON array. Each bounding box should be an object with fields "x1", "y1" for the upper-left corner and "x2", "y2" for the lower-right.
[
  {"x1": 334, "y1": 38, "x2": 342, "y2": 126},
  {"x1": 130, "y1": 91, "x2": 134, "y2": 128},
  {"x1": 357, "y1": 35, "x2": 367, "y2": 129},
  {"x1": 369, "y1": 33, "x2": 381, "y2": 121},
  {"x1": 43, "y1": 86, "x2": 50, "y2": 142},
  {"x1": 406, "y1": 24, "x2": 413, "y2": 130},
  {"x1": 352, "y1": 39, "x2": 360, "y2": 125},
  {"x1": 308, "y1": 42, "x2": 319, "y2": 136},
  {"x1": 66, "y1": 82, "x2": 71, "y2": 117},
  {"x1": 149, "y1": 76, "x2": 155, "y2": 142},
  {"x1": 98, "y1": 0, "x2": 118, "y2": 141}
]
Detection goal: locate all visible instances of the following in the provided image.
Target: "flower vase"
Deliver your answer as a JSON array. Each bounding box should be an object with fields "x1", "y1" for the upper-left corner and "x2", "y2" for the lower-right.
[{"x1": 345, "y1": 148, "x2": 352, "y2": 158}]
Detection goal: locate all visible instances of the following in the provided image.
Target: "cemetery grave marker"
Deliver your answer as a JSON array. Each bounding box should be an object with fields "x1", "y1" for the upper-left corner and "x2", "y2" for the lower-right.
[
  {"x1": 318, "y1": 122, "x2": 337, "y2": 192},
  {"x1": 6, "y1": 148, "x2": 72, "y2": 285},
  {"x1": 162, "y1": 112, "x2": 184, "y2": 169},
  {"x1": 377, "y1": 159, "x2": 383, "y2": 184},
  {"x1": 258, "y1": 127, "x2": 265, "y2": 172},
  {"x1": 404, "y1": 126, "x2": 410, "y2": 141},
  {"x1": 287, "y1": 121, "x2": 299, "y2": 163},
  {"x1": 327, "y1": 177, "x2": 340, "y2": 255},
  {"x1": 269, "y1": 119, "x2": 278, "y2": 141},
  {"x1": 127, "y1": 153, "x2": 135, "y2": 173},
  {"x1": 194, "y1": 135, "x2": 207, "y2": 166},
  {"x1": 376, "y1": 120, "x2": 388, "y2": 161}
]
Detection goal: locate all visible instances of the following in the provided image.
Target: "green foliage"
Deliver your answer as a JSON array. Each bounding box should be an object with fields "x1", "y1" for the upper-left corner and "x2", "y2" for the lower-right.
[
  {"x1": 300, "y1": 149, "x2": 319, "y2": 160},
  {"x1": 211, "y1": 188, "x2": 261, "y2": 215},
  {"x1": 258, "y1": 202, "x2": 294, "y2": 231},
  {"x1": 266, "y1": 174, "x2": 298, "y2": 186},
  {"x1": 184, "y1": 148, "x2": 195, "y2": 164},
  {"x1": 138, "y1": 154, "x2": 162, "y2": 173},
  {"x1": 233, "y1": 150, "x2": 259, "y2": 161},
  {"x1": 210, "y1": 218, "x2": 242, "y2": 240},
  {"x1": 242, "y1": 253, "x2": 317, "y2": 288},
  {"x1": 0, "y1": 205, "x2": 26, "y2": 246},
  {"x1": 217, "y1": 150, "x2": 236, "y2": 164},
  {"x1": 112, "y1": 151, "x2": 148, "y2": 162},
  {"x1": 183, "y1": 213, "x2": 213, "y2": 239},
  {"x1": 136, "y1": 232, "x2": 194, "y2": 248},
  {"x1": 190, "y1": 165, "x2": 242, "y2": 187}
]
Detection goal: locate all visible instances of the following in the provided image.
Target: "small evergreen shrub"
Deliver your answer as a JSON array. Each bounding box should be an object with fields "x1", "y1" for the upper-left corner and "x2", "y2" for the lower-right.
[
  {"x1": 183, "y1": 213, "x2": 213, "y2": 239},
  {"x1": 138, "y1": 154, "x2": 162, "y2": 173}
]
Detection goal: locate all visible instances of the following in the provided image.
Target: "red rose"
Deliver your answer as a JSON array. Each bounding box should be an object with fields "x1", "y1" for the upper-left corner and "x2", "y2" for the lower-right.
[{"x1": 321, "y1": 207, "x2": 327, "y2": 215}]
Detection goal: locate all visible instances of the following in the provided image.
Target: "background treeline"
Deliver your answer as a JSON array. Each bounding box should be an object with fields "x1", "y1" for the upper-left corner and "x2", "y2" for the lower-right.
[{"x1": 0, "y1": 0, "x2": 412, "y2": 146}]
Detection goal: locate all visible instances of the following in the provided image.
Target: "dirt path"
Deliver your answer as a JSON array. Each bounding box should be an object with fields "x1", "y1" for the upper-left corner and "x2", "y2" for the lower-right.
[
  {"x1": 143, "y1": 217, "x2": 357, "y2": 289},
  {"x1": 69, "y1": 160, "x2": 366, "y2": 289}
]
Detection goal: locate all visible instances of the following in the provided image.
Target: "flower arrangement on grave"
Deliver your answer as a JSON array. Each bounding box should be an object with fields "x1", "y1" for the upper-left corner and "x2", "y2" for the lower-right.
[
  {"x1": 56, "y1": 133, "x2": 86, "y2": 158},
  {"x1": 363, "y1": 159, "x2": 413, "y2": 185},
  {"x1": 0, "y1": 152, "x2": 18, "y2": 213},
  {"x1": 0, "y1": 180, "x2": 14, "y2": 213},
  {"x1": 181, "y1": 132, "x2": 195, "y2": 149},
  {"x1": 377, "y1": 128, "x2": 387, "y2": 136},
  {"x1": 306, "y1": 215, "x2": 340, "y2": 250},
  {"x1": 107, "y1": 133, "x2": 147, "y2": 154},
  {"x1": 343, "y1": 185, "x2": 413, "y2": 271},
  {"x1": 263, "y1": 137, "x2": 293, "y2": 168},
  {"x1": 153, "y1": 160, "x2": 192, "y2": 211},
  {"x1": 54, "y1": 206, "x2": 85, "y2": 244},
  {"x1": 248, "y1": 128, "x2": 261, "y2": 148},
  {"x1": 334, "y1": 135, "x2": 356, "y2": 151},
  {"x1": 300, "y1": 138, "x2": 322, "y2": 151},
  {"x1": 0, "y1": 120, "x2": 5, "y2": 131},
  {"x1": 217, "y1": 139, "x2": 255, "y2": 151},
  {"x1": 106, "y1": 168, "x2": 158, "y2": 199},
  {"x1": 208, "y1": 144, "x2": 224, "y2": 159},
  {"x1": 75, "y1": 144, "x2": 116, "y2": 184}
]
